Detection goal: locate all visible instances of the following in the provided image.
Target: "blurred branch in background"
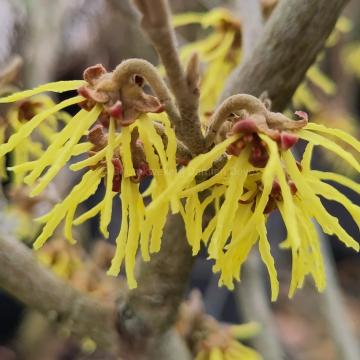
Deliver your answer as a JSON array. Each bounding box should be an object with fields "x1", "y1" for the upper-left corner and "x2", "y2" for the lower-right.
[
  {"x1": 21, "y1": 0, "x2": 71, "y2": 87},
  {"x1": 235, "y1": 0, "x2": 263, "y2": 61},
  {"x1": 318, "y1": 230, "x2": 360, "y2": 360},
  {"x1": 0, "y1": 213, "x2": 117, "y2": 349},
  {"x1": 221, "y1": 0, "x2": 350, "y2": 109},
  {"x1": 236, "y1": 254, "x2": 284, "y2": 359},
  {"x1": 0, "y1": 0, "x2": 24, "y2": 67}
]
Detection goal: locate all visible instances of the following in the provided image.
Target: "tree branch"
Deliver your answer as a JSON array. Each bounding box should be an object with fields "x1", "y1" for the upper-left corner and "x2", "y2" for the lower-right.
[
  {"x1": 132, "y1": 0, "x2": 205, "y2": 154},
  {"x1": 116, "y1": 214, "x2": 192, "y2": 360},
  {"x1": 0, "y1": 227, "x2": 117, "y2": 349},
  {"x1": 220, "y1": 0, "x2": 350, "y2": 110}
]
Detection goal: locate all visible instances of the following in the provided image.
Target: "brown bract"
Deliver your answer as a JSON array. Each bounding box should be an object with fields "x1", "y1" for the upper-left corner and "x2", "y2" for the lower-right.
[
  {"x1": 205, "y1": 94, "x2": 308, "y2": 166},
  {"x1": 78, "y1": 64, "x2": 164, "y2": 127}
]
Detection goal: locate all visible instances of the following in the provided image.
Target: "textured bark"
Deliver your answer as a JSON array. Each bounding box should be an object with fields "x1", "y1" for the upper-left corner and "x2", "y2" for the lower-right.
[
  {"x1": 116, "y1": 214, "x2": 192, "y2": 360},
  {"x1": 221, "y1": 0, "x2": 350, "y2": 111},
  {"x1": 0, "y1": 229, "x2": 117, "y2": 349},
  {"x1": 133, "y1": 0, "x2": 205, "y2": 155}
]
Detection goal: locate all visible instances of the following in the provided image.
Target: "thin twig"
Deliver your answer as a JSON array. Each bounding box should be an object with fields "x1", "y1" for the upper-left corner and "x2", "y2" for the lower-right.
[
  {"x1": 113, "y1": 58, "x2": 181, "y2": 129},
  {"x1": 132, "y1": 0, "x2": 205, "y2": 154}
]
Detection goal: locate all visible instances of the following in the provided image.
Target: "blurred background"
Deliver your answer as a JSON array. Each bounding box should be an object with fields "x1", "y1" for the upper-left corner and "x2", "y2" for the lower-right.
[{"x1": 0, "y1": 0, "x2": 359, "y2": 359}]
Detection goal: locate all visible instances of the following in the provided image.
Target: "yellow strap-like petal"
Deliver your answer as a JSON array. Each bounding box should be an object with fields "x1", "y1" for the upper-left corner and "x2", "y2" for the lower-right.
[
  {"x1": 99, "y1": 117, "x2": 116, "y2": 237},
  {"x1": 307, "y1": 178, "x2": 360, "y2": 230},
  {"x1": 147, "y1": 135, "x2": 238, "y2": 214},
  {"x1": 283, "y1": 151, "x2": 359, "y2": 251},
  {"x1": 33, "y1": 169, "x2": 102, "y2": 249},
  {"x1": 209, "y1": 347, "x2": 223, "y2": 360},
  {"x1": 230, "y1": 322, "x2": 261, "y2": 340},
  {"x1": 24, "y1": 109, "x2": 90, "y2": 181},
  {"x1": 73, "y1": 199, "x2": 106, "y2": 226},
  {"x1": 29, "y1": 105, "x2": 102, "y2": 196},
  {"x1": 0, "y1": 96, "x2": 83, "y2": 158},
  {"x1": 312, "y1": 170, "x2": 360, "y2": 194},
  {"x1": 299, "y1": 129, "x2": 360, "y2": 172},
  {"x1": 64, "y1": 171, "x2": 102, "y2": 244},
  {"x1": 120, "y1": 126, "x2": 135, "y2": 177},
  {"x1": 107, "y1": 185, "x2": 129, "y2": 276},
  {"x1": 305, "y1": 122, "x2": 360, "y2": 154},
  {"x1": 0, "y1": 80, "x2": 85, "y2": 103},
  {"x1": 125, "y1": 181, "x2": 142, "y2": 288},
  {"x1": 301, "y1": 143, "x2": 314, "y2": 173},
  {"x1": 209, "y1": 155, "x2": 248, "y2": 258},
  {"x1": 257, "y1": 217, "x2": 279, "y2": 301}
]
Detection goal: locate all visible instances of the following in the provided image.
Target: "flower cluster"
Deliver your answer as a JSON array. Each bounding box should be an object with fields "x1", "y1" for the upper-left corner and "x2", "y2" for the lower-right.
[
  {"x1": 147, "y1": 95, "x2": 360, "y2": 299},
  {"x1": 0, "y1": 95, "x2": 71, "y2": 182},
  {"x1": 37, "y1": 239, "x2": 119, "y2": 301},
  {"x1": 0, "y1": 61, "x2": 179, "y2": 289},
  {"x1": 174, "y1": 8, "x2": 353, "y2": 119},
  {"x1": 177, "y1": 291, "x2": 262, "y2": 360},
  {"x1": 174, "y1": 8, "x2": 242, "y2": 119},
  {"x1": 0, "y1": 59, "x2": 359, "y2": 296}
]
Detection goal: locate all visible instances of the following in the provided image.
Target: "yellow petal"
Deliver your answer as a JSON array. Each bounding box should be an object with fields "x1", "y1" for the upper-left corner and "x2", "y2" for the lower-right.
[
  {"x1": 29, "y1": 105, "x2": 102, "y2": 196},
  {"x1": 312, "y1": 170, "x2": 360, "y2": 194},
  {"x1": 257, "y1": 217, "x2": 279, "y2": 301},
  {"x1": 305, "y1": 122, "x2": 360, "y2": 154},
  {"x1": 120, "y1": 126, "x2": 135, "y2": 178},
  {"x1": 33, "y1": 169, "x2": 102, "y2": 249},
  {"x1": 107, "y1": 185, "x2": 129, "y2": 277},
  {"x1": 283, "y1": 151, "x2": 359, "y2": 251},
  {"x1": 147, "y1": 135, "x2": 238, "y2": 214},
  {"x1": 0, "y1": 96, "x2": 83, "y2": 158},
  {"x1": 99, "y1": 117, "x2": 116, "y2": 237},
  {"x1": 299, "y1": 129, "x2": 360, "y2": 172},
  {"x1": 0, "y1": 80, "x2": 85, "y2": 103}
]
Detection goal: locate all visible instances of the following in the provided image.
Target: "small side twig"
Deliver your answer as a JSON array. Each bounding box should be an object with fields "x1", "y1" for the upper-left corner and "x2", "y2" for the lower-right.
[
  {"x1": 205, "y1": 94, "x2": 267, "y2": 147},
  {"x1": 132, "y1": 0, "x2": 205, "y2": 154},
  {"x1": 113, "y1": 58, "x2": 181, "y2": 129}
]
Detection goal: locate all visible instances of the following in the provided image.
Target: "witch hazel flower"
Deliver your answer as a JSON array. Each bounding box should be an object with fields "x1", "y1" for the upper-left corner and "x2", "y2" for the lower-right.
[
  {"x1": 148, "y1": 94, "x2": 360, "y2": 299},
  {"x1": 177, "y1": 291, "x2": 262, "y2": 360},
  {"x1": 0, "y1": 95, "x2": 71, "y2": 183},
  {"x1": 0, "y1": 60, "x2": 180, "y2": 289}
]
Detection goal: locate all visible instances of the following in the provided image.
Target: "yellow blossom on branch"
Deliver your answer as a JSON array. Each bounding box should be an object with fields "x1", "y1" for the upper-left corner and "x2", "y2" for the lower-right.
[
  {"x1": 0, "y1": 61, "x2": 179, "y2": 289},
  {"x1": 174, "y1": 8, "x2": 242, "y2": 119},
  {"x1": 147, "y1": 95, "x2": 360, "y2": 299}
]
